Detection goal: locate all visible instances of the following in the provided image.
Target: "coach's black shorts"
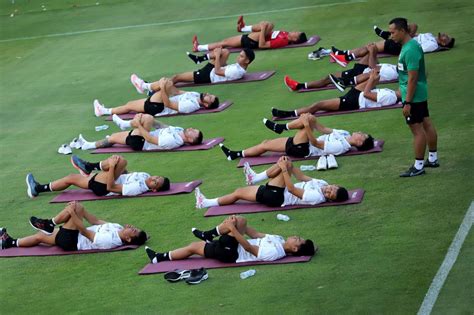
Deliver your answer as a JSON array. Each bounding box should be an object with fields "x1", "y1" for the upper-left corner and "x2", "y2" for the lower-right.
[
  {"x1": 125, "y1": 130, "x2": 145, "y2": 151},
  {"x1": 88, "y1": 174, "x2": 109, "y2": 196},
  {"x1": 256, "y1": 184, "x2": 285, "y2": 207},
  {"x1": 55, "y1": 227, "x2": 79, "y2": 251},
  {"x1": 204, "y1": 235, "x2": 239, "y2": 263},
  {"x1": 339, "y1": 87, "x2": 362, "y2": 111},
  {"x1": 144, "y1": 97, "x2": 165, "y2": 116},
  {"x1": 383, "y1": 39, "x2": 402, "y2": 55},
  {"x1": 341, "y1": 63, "x2": 368, "y2": 80},
  {"x1": 406, "y1": 100, "x2": 429, "y2": 124},
  {"x1": 285, "y1": 137, "x2": 310, "y2": 158},
  {"x1": 241, "y1": 34, "x2": 259, "y2": 49},
  {"x1": 193, "y1": 63, "x2": 214, "y2": 84}
]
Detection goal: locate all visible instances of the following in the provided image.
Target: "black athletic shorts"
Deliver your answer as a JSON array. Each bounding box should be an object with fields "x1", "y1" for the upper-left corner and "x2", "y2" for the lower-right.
[
  {"x1": 383, "y1": 39, "x2": 402, "y2": 55},
  {"x1": 339, "y1": 87, "x2": 362, "y2": 111},
  {"x1": 341, "y1": 63, "x2": 368, "y2": 79},
  {"x1": 88, "y1": 174, "x2": 109, "y2": 196},
  {"x1": 55, "y1": 227, "x2": 79, "y2": 251},
  {"x1": 285, "y1": 137, "x2": 310, "y2": 158},
  {"x1": 256, "y1": 184, "x2": 285, "y2": 207},
  {"x1": 204, "y1": 235, "x2": 239, "y2": 263},
  {"x1": 144, "y1": 97, "x2": 164, "y2": 116},
  {"x1": 406, "y1": 100, "x2": 429, "y2": 124},
  {"x1": 125, "y1": 130, "x2": 145, "y2": 151},
  {"x1": 241, "y1": 34, "x2": 259, "y2": 49},
  {"x1": 193, "y1": 63, "x2": 214, "y2": 84}
]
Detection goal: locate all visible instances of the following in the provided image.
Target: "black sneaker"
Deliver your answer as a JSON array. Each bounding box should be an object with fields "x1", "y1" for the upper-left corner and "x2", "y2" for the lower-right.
[
  {"x1": 0, "y1": 228, "x2": 13, "y2": 249},
  {"x1": 185, "y1": 268, "x2": 209, "y2": 285},
  {"x1": 424, "y1": 159, "x2": 440, "y2": 168},
  {"x1": 192, "y1": 228, "x2": 214, "y2": 243},
  {"x1": 70, "y1": 155, "x2": 92, "y2": 176},
  {"x1": 25, "y1": 173, "x2": 39, "y2": 198},
  {"x1": 328, "y1": 74, "x2": 346, "y2": 92},
  {"x1": 400, "y1": 166, "x2": 425, "y2": 177},
  {"x1": 29, "y1": 216, "x2": 55, "y2": 235},
  {"x1": 164, "y1": 269, "x2": 191, "y2": 282},
  {"x1": 145, "y1": 246, "x2": 158, "y2": 263}
]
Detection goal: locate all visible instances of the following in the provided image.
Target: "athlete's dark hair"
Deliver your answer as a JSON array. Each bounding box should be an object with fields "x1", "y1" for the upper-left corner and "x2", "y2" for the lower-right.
[
  {"x1": 296, "y1": 32, "x2": 307, "y2": 44},
  {"x1": 243, "y1": 48, "x2": 255, "y2": 63},
  {"x1": 208, "y1": 96, "x2": 220, "y2": 109},
  {"x1": 335, "y1": 187, "x2": 349, "y2": 202},
  {"x1": 128, "y1": 230, "x2": 148, "y2": 246},
  {"x1": 356, "y1": 135, "x2": 375, "y2": 151},
  {"x1": 445, "y1": 38, "x2": 455, "y2": 48},
  {"x1": 294, "y1": 239, "x2": 317, "y2": 256},
  {"x1": 389, "y1": 17, "x2": 409, "y2": 32},
  {"x1": 191, "y1": 131, "x2": 203, "y2": 145},
  {"x1": 158, "y1": 177, "x2": 170, "y2": 192}
]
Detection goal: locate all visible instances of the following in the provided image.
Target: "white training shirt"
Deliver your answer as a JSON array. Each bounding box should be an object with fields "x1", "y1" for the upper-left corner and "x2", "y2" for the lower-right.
[
  {"x1": 358, "y1": 88, "x2": 398, "y2": 109},
  {"x1": 236, "y1": 234, "x2": 286, "y2": 263},
  {"x1": 308, "y1": 129, "x2": 352, "y2": 156},
  {"x1": 209, "y1": 63, "x2": 246, "y2": 83},
  {"x1": 362, "y1": 64, "x2": 398, "y2": 81},
  {"x1": 414, "y1": 33, "x2": 439, "y2": 53},
  {"x1": 76, "y1": 223, "x2": 123, "y2": 250},
  {"x1": 156, "y1": 92, "x2": 201, "y2": 116},
  {"x1": 114, "y1": 172, "x2": 150, "y2": 196},
  {"x1": 282, "y1": 179, "x2": 327, "y2": 206},
  {"x1": 143, "y1": 126, "x2": 184, "y2": 150}
]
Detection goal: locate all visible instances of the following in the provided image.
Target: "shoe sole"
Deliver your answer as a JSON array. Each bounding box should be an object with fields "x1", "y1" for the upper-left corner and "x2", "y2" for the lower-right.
[
  {"x1": 25, "y1": 174, "x2": 37, "y2": 198},
  {"x1": 164, "y1": 270, "x2": 191, "y2": 282},
  {"x1": 186, "y1": 273, "x2": 209, "y2": 285},
  {"x1": 329, "y1": 53, "x2": 347, "y2": 67},
  {"x1": 400, "y1": 170, "x2": 426, "y2": 177},
  {"x1": 283, "y1": 77, "x2": 296, "y2": 92},
  {"x1": 328, "y1": 75, "x2": 345, "y2": 92},
  {"x1": 70, "y1": 156, "x2": 90, "y2": 177},
  {"x1": 29, "y1": 220, "x2": 53, "y2": 235}
]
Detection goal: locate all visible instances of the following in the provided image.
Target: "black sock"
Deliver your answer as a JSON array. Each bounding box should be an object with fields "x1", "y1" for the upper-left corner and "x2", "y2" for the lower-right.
[
  {"x1": 264, "y1": 119, "x2": 286, "y2": 134},
  {"x1": 187, "y1": 52, "x2": 208, "y2": 64},
  {"x1": 220, "y1": 145, "x2": 242, "y2": 160},
  {"x1": 374, "y1": 26, "x2": 390, "y2": 40},
  {"x1": 296, "y1": 83, "x2": 305, "y2": 90},
  {"x1": 155, "y1": 252, "x2": 171, "y2": 262},
  {"x1": 36, "y1": 183, "x2": 50, "y2": 193},
  {"x1": 192, "y1": 228, "x2": 216, "y2": 243},
  {"x1": 5, "y1": 238, "x2": 17, "y2": 248},
  {"x1": 345, "y1": 52, "x2": 355, "y2": 61},
  {"x1": 272, "y1": 108, "x2": 296, "y2": 118},
  {"x1": 88, "y1": 162, "x2": 101, "y2": 172},
  {"x1": 341, "y1": 76, "x2": 355, "y2": 86},
  {"x1": 331, "y1": 46, "x2": 345, "y2": 54}
]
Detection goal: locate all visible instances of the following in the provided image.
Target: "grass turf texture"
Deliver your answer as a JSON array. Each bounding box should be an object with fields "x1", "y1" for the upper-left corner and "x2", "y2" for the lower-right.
[{"x1": 1, "y1": 0, "x2": 473, "y2": 313}]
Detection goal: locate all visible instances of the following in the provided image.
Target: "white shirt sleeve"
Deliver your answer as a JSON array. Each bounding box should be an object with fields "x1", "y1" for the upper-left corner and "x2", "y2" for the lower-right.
[
  {"x1": 122, "y1": 181, "x2": 148, "y2": 196},
  {"x1": 157, "y1": 131, "x2": 183, "y2": 149},
  {"x1": 422, "y1": 40, "x2": 439, "y2": 53},
  {"x1": 301, "y1": 189, "x2": 326, "y2": 205},
  {"x1": 224, "y1": 64, "x2": 245, "y2": 81},
  {"x1": 324, "y1": 139, "x2": 344, "y2": 155},
  {"x1": 376, "y1": 89, "x2": 398, "y2": 106},
  {"x1": 178, "y1": 99, "x2": 200, "y2": 113},
  {"x1": 93, "y1": 231, "x2": 116, "y2": 249},
  {"x1": 257, "y1": 239, "x2": 286, "y2": 261}
]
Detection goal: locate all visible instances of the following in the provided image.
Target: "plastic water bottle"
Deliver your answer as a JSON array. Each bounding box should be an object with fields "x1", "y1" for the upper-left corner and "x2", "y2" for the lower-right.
[
  {"x1": 95, "y1": 124, "x2": 109, "y2": 131},
  {"x1": 300, "y1": 165, "x2": 316, "y2": 171},
  {"x1": 277, "y1": 214, "x2": 290, "y2": 222},
  {"x1": 240, "y1": 269, "x2": 256, "y2": 279}
]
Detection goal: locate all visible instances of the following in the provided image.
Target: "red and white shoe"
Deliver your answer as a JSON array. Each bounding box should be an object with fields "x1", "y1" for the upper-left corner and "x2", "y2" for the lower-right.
[
  {"x1": 237, "y1": 15, "x2": 245, "y2": 32},
  {"x1": 192, "y1": 35, "x2": 199, "y2": 52},
  {"x1": 329, "y1": 52, "x2": 348, "y2": 67},
  {"x1": 93, "y1": 99, "x2": 105, "y2": 117},
  {"x1": 195, "y1": 188, "x2": 205, "y2": 209},
  {"x1": 243, "y1": 162, "x2": 256, "y2": 185},
  {"x1": 284, "y1": 75, "x2": 299, "y2": 91},
  {"x1": 130, "y1": 74, "x2": 145, "y2": 94}
]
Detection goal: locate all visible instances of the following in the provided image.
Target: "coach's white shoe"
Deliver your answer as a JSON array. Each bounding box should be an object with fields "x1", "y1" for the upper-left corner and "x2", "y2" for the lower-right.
[
  {"x1": 130, "y1": 74, "x2": 145, "y2": 94},
  {"x1": 316, "y1": 155, "x2": 327, "y2": 171},
  {"x1": 327, "y1": 154, "x2": 338, "y2": 169},
  {"x1": 93, "y1": 99, "x2": 105, "y2": 117}
]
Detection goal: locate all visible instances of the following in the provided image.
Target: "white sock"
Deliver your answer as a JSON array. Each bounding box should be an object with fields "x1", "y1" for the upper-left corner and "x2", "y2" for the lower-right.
[
  {"x1": 414, "y1": 159, "x2": 424, "y2": 170},
  {"x1": 253, "y1": 171, "x2": 269, "y2": 183},
  {"x1": 99, "y1": 161, "x2": 103, "y2": 171},
  {"x1": 168, "y1": 251, "x2": 173, "y2": 261},
  {"x1": 142, "y1": 82, "x2": 151, "y2": 91},
  {"x1": 102, "y1": 107, "x2": 112, "y2": 115},
  {"x1": 197, "y1": 44, "x2": 209, "y2": 52},
  {"x1": 81, "y1": 140, "x2": 97, "y2": 150},
  {"x1": 51, "y1": 218, "x2": 57, "y2": 225},
  {"x1": 285, "y1": 123, "x2": 290, "y2": 130},
  {"x1": 113, "y1": 115, "x2": 132, "y2": 130},
  {"x1": 206, "y1": 53, "x2": 210, "y2": 60},
  {"x1": 428, "y1": 151, "x2": 438, "y2": 162},
  {"x1": 294, "y1": 110, "x2": 298, "y2": 116},
  {"x1": 304, "y1": 82, "x2": 308, "y2": 89},
  {"x1": 202, "y1": 198, "x2": 219, "y2": 208},
  {"x1": 241, "y1": 25, "x2": 252, "y2": 32},
  {"x1": 353, "y1": 77, "x2": 357, "y2": 85}
]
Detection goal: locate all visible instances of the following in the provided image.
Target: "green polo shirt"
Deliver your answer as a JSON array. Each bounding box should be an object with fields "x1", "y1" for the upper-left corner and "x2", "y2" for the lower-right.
[{"x1": 398, "y1": 39, "x2": 427, "y2": 102}]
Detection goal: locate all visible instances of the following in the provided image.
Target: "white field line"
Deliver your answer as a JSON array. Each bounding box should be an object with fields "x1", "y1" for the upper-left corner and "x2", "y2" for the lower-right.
[
  {"x1": 0, "y1": 0, "x2": 367, "y2": 43},
  {"x1": 417, "y1": 201, "x2": 474, "y2": 315}
]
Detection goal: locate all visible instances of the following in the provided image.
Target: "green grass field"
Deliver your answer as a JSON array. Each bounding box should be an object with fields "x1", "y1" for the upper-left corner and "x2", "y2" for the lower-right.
[{"x1": 1, "y1": 0, "x2": 473, "y2": 313}]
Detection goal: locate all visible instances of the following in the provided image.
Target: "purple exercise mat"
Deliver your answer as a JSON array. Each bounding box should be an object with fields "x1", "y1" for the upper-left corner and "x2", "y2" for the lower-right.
[
  {"x1": 273, "y1": 103, "x2": 402, "y2": 121},
  {"x1": 329, "y1": 46, "x2": 450, "y2": 63},
  {"x1": 174, "y1": 71, "x2": 275, "y2": 88},
  {"x1": 0, "y1": 244, "x2": 138, "y2": 258},
  {"x1": 91, "y1": 137, "x2": 224, "y2": 154},
  {"x1": 139, "y1": 255, "x2": 312, "y2": 274},
  {"x1": 204, "y1": 189, "x2": 364, "y2": 217},
  {"x1": 105, "y1": 100, "x2": 233, "y2": 121},
  {"x1": 297, "y1": 79, "x2": 398, "y2": 93},
  {"x1": 50, "y1": 180, "x2": 202, "y2": 203},
  {"x1": 237, "y1": 140, "x2": 384, "y2": 167},
  {"x1": 204, "y1": 35, "x2": 321, "y2": 54}
]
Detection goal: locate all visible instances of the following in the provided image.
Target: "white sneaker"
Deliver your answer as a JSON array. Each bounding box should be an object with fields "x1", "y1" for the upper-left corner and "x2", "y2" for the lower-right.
[
  {"x1": 327, "y1": 154, "x2": 338, "y2": 169},
  {"x1": 69, "y1": 137, "x2": 82, "y2": 149},
  {"x1": 93, "y1": 99, "x2": 105, "y2": 117},
  {"x1": 58, "y1": 144, "x2": 72, "y2": 155},
  {"x1": 112, "y1": 114, "x2": 129, "y2": 130},
  {"x1": 316, "y1": 155, "x2": 327, "y2": 171},
  {"x1": 243, "y1": 162, "x2": 256, "y2": 185},
  {"x1": 130, "y1": 74, "x2": 145, "y2": 94},
  {"x1": 195, "y1": 188, "x2": 205, "y2": 209},
  {"x1": 77, "y1": 134, "x2": 87, "y2": 150}
]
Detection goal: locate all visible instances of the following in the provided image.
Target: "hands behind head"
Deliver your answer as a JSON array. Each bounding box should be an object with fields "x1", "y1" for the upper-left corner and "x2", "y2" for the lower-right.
[
  {"x1": 213, "y1": 47, "x2": 222, "y2": 55},
  {"x1": 369, "y1": 69, "x2": 380, "y2": 81},
  {"x1": 300, "y1": 112, "x2": 312, "y2": 126},
  {"x1": 223, "y1": 215, "x2": 237, "y2": 229},
  {"x1": 366, "y1": 42, "x2": 377, "y2": 53},
  {"x1": 109, "y1": 154, "x2": 121, "y2": 166},
  {"x1": 277, "y1": 155, "x2": 292, "y2": 171}
]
